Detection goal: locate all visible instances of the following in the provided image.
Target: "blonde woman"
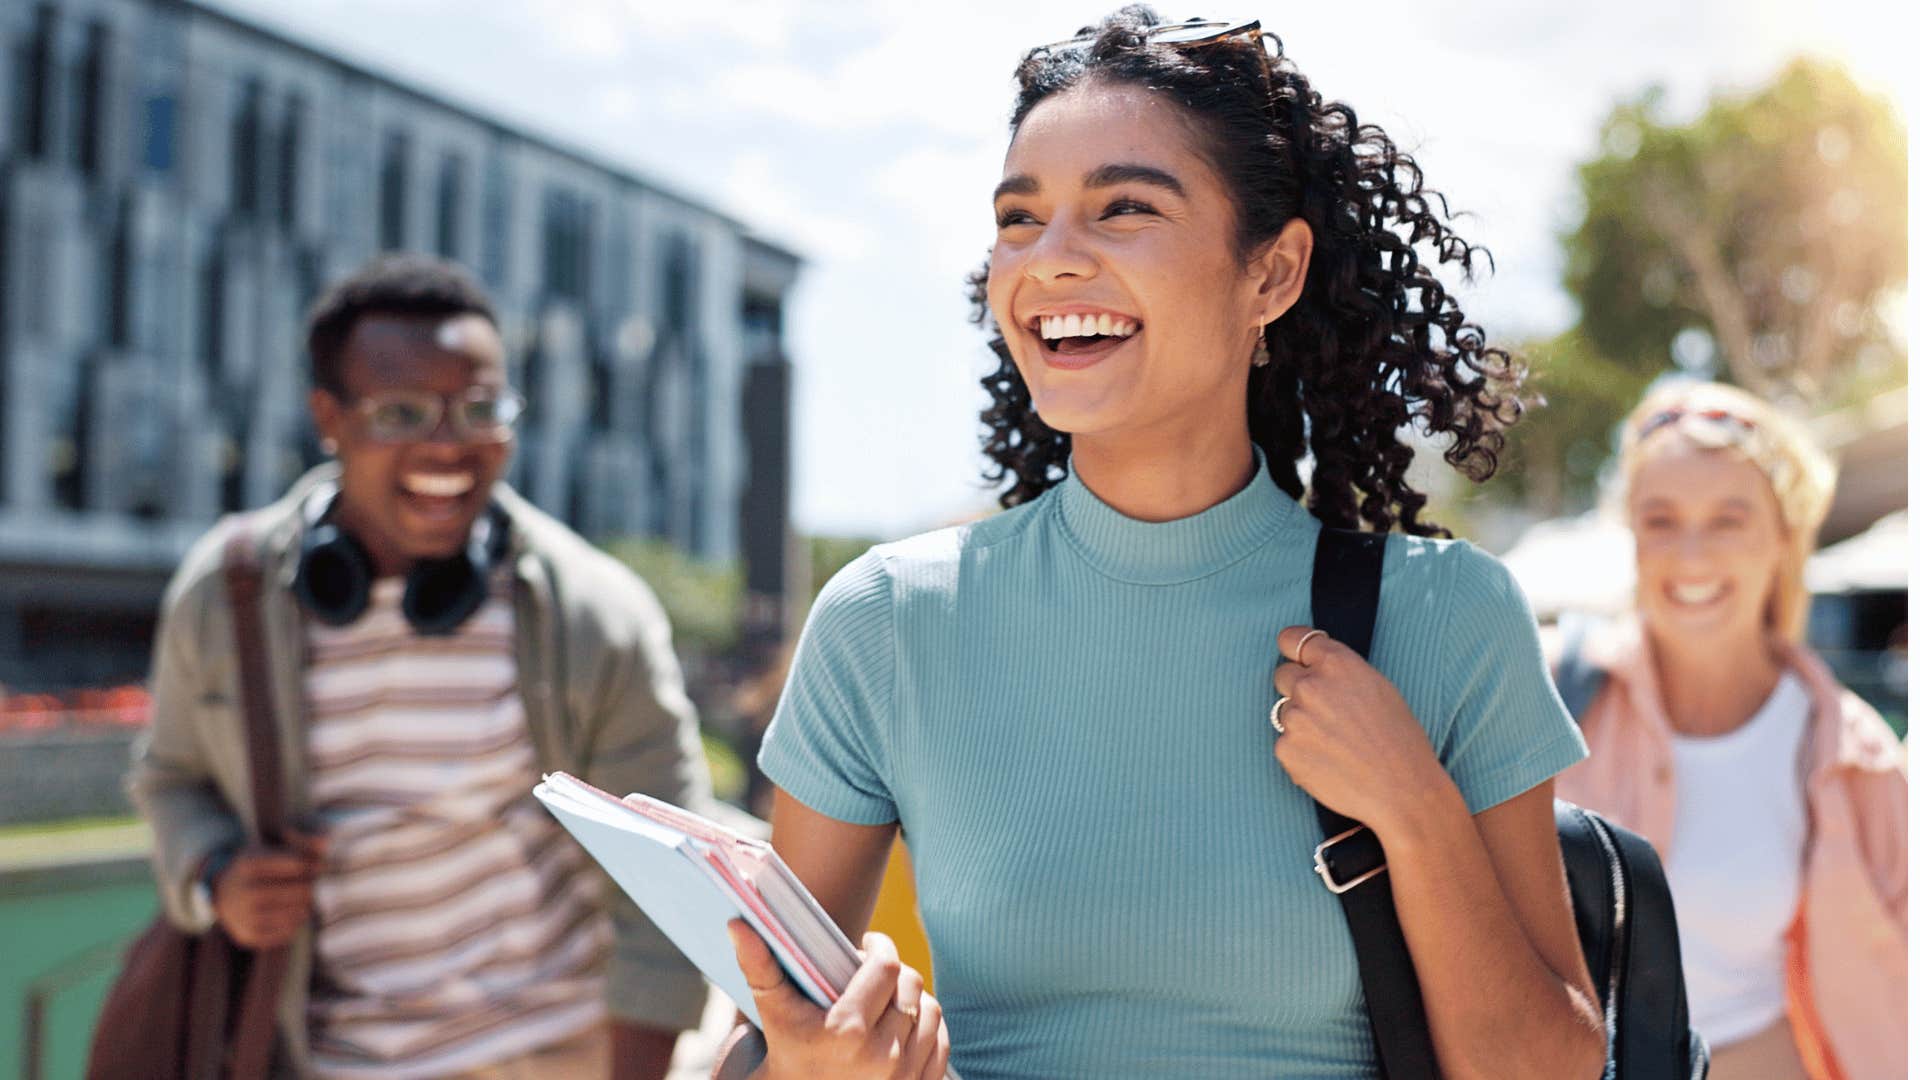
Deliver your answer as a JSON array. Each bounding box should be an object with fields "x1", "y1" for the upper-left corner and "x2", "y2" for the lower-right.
[{"x1": 1555, "y1": 381, "x2": 1906, "y2": 1080}]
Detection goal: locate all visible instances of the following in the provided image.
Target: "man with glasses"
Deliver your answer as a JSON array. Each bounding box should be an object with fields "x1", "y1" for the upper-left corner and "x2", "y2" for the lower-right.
[{"x1": 129, "y1": 254, "x2": 713, "y2": 1079}]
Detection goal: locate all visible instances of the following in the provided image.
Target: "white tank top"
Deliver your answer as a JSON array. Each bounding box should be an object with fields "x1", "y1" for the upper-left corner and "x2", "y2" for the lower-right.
[{"x1": 1666, "y1": 672, "x2": 1811, "y2": 1047}]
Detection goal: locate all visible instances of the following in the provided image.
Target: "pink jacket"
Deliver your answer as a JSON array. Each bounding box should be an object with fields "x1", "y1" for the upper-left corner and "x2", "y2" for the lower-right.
[{"x1": 1554, "y1": 620, "x2": 1907, "y2": 1080}]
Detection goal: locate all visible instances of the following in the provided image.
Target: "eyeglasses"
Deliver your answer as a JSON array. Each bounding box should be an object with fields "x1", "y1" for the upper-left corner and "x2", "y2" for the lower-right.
[
  {"x1": 1636, "y1": 406, "x2": 1757, "y2": 439},
  {"x1": 350, "y1": 388, "x2": 525, "y2": 444}
]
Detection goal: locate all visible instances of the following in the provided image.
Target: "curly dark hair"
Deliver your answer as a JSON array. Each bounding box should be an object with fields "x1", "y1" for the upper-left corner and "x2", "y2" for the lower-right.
[
  {"x1": 306, "y1": 252, "x2": 498, "y2": 397},
  {"x1": 969, "y1": 6, "x2": 1521, "y2": 535}
]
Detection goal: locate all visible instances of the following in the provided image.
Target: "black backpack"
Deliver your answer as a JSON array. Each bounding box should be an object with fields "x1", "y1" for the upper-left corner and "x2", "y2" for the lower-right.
[{"x1": 1307, "y1": 528, "x2": 1709, "y2": 1080}]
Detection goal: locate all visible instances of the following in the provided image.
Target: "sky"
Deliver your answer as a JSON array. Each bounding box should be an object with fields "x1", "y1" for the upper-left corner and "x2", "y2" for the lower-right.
[{"x1": 213, "y1": 0, "x2": 1908, "y2": 541}]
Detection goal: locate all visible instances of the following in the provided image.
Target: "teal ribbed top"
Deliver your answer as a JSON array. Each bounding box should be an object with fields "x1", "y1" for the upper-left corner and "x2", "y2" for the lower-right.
[{"x1": 760, "y1": 453, "x2": 1586, "y2": 1079}]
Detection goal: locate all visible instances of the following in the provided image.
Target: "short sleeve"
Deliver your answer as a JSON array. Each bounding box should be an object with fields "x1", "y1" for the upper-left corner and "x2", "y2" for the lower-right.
[
  {"x1": 758, "y1": 551, "x2": 899, "y2": 825},
  {"x1": 1436, "y1": 544, "x2": 1589, "y2": 814}
]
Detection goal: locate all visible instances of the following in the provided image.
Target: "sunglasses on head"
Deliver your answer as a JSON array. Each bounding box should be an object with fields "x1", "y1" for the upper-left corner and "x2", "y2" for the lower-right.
[
  {"x1": 1033, "y1": 18, "x2": 1269, "y2": 55},
  {"x1": 1032, "y1": 19, "x2": 1280, "y2": 119},
  {"x1": 1636, "y1": 406, "x2": 1758, "y2": 439}
]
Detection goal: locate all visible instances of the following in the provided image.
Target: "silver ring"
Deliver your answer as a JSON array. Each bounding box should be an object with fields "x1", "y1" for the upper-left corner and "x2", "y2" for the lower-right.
[
  {"x1": 1293, "y1": 628, "x2": 1329, "y2": 666},
  {"x1": 1269, "y1": 696, "x2": 1289, "y2": 735}
]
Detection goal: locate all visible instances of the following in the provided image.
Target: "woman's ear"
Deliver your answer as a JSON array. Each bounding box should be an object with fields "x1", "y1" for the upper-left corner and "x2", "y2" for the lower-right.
[{"x1": 1250, "y1": 218, "x2": 1314, "y2": 326}]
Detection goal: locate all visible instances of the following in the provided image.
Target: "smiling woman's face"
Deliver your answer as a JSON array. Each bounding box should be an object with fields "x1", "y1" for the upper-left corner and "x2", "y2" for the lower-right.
[
  {"x1": 986, "y1": 80, "x2": 1277, "y2": 443},
  {"x1": 1628, "y1": 435, "x2": 1788, "y2": 647}
]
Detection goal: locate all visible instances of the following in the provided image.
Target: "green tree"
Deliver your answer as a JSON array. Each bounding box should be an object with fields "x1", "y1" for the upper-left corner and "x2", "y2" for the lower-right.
[
  {"x1": 1481, "y1": 331, "x2": 1646, "y2": 516},
  {"x1": 808, "y1": 535, "x2": 878, "y2": 598},
  {"x1": 1564, "y1": 59, "x2": 1906, "y2": 405},
  {"x1": 604, "y1": 537, "x2": 744, "y2": 653}
]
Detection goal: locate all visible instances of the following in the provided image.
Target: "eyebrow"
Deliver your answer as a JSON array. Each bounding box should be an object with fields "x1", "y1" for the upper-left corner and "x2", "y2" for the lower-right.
[{"x1": 992, "y1": 162, "x2": 1188, "y2": 202}]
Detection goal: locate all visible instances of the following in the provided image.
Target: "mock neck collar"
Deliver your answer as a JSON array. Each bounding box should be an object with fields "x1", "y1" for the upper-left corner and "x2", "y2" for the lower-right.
[{"x1": 1054, "y1": 447, "x2": 1311, "y2": 585}]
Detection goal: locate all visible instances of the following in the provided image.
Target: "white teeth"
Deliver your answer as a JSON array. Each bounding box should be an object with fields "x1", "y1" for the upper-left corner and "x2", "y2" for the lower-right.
[
  {"x1": 403, "y1": 473, "x2": 474, "y2": 498},
  {"x1": 1035, "y1": 314, "x2": 1141, "y2": 340},
  {"x1": 1671, "y1": 582, "x2": 1727, "y2": 606}
]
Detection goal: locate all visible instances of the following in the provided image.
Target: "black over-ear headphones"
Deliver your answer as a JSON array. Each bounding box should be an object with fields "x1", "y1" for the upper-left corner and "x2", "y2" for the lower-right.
[{"x1": 291, "y1": 483, "x2": 510, "y2": 636}]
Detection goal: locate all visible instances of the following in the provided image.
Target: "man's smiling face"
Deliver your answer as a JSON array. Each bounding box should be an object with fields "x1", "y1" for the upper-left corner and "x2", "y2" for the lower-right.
[{"x1": 309, "y1": 312, "x2": 513, "y2": 577}]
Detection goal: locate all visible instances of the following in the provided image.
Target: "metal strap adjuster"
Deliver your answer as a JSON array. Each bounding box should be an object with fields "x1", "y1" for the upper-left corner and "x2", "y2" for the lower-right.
[{"x1": 1313, "y1": 824, "x2": 1386, "y2": 894}]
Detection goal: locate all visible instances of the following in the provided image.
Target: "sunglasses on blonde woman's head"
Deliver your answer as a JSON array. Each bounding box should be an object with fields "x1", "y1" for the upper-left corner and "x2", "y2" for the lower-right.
[{"x1": 1635, "y1": 406, "x2": 1758, "y2": 439}]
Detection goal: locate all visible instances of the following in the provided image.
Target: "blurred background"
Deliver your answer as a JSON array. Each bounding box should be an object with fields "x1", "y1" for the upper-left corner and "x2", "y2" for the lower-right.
[{"x1": 0, "y1": 0, "x2": 1906, "y2": 1076}]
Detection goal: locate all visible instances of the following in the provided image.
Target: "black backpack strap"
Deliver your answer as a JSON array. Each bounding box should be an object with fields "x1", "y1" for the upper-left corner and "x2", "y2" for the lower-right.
[
  {"x1": 1551, "y1": 614, "x2": 1609, "y2": 725},
  {"x1": 1308, "y1": 528, "x2": 1440, "y2": 1080}
]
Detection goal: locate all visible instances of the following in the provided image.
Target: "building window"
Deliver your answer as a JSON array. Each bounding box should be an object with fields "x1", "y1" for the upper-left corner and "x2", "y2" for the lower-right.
[
  {"x1": 106, "y1": 198, "x2": 132, "y2": 347},
  {"x1": 19, "y1": 4, "x2": 57, "y2": 160},
  {"x1": 481, "y1": 155, "x2": 510, "y2": 286},
  {"x1": 662, "y1": 233, "x2": 698, "y2": 337},
  {"x1": 230, "y1": 78, "x2": 264, "y2": 219},
  {"x1": 52, "y1": 364, "x2": 94, "y2": 511},
  {"x1": 277, "y1": 94, "x2": 304, "y2": 231},
  {"x1": 199, "y1": 248, "x2": 225, "y2": 384},
  {"x1": 742, "y1": 296, "x2": 782, "y2": 364},
  {"x1": 142, "y1": 93, "x2": 176, "y2": 173},
  {"x1": 435, "y1": 152, "x2": 465, "y2": 258},
  {"x1": 379, "y1": 129, "x2": 410, "y2": 249},
  {"x1": 73, "y1": 20, "x2": 109, "y2": 177},
  {"x1": 541, "y1": 187, "x2": 592, "y2": 301}
]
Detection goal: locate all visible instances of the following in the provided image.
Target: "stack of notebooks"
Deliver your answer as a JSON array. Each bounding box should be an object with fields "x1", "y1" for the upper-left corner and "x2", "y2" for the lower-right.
[{"x1": 533, "y1": 772, "x2": 961, "y2": 1079}]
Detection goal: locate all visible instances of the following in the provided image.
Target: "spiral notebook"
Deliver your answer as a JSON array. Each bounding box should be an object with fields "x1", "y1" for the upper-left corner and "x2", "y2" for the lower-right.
[{"x1": 533, "y1": 772, "x2": 961, "y2": 1079}]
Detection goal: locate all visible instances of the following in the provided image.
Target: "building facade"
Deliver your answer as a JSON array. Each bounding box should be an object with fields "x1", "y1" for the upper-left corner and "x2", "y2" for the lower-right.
[{"x1": 0, "y1": 0, "x2": 802, "y2": 690}]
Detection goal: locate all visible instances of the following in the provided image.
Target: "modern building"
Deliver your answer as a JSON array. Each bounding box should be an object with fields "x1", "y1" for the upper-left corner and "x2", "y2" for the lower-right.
[{"x1": 0, "y1": 0, "x2": 803, "y2": 690}]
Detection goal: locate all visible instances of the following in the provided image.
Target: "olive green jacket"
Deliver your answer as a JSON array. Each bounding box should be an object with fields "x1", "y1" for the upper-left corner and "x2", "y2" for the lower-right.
[{"x1": 127, "y1": 465, "x2": 713, "y2": 1076}]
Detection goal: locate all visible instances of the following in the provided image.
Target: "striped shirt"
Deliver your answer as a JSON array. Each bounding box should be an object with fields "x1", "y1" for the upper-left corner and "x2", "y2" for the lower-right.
[{"x1": 304, "y1": 576, "x2": 610, "y2": 1079}]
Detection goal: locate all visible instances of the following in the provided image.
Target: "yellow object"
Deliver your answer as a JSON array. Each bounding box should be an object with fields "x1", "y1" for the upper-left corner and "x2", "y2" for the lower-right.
[{"x1": 867, "y1": 837, "x2": 933, "y2": 987}]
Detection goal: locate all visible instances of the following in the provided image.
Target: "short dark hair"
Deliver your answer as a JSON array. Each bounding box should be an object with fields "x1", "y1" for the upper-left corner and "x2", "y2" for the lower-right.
[{"x1": 305, "y1": 252, "x2": 499, "y2": 396}]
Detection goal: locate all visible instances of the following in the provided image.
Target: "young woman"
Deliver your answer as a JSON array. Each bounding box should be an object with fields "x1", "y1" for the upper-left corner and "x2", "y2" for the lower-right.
[
  {"x1": 1555, "y1": 381, "x2": 1906, "y2": 1080},
  {"x1": 718, "y1": 8, "x2": 1605, "y2": 1077}
]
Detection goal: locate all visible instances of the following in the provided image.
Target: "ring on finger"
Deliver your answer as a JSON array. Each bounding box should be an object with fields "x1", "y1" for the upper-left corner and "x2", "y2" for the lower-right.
[
  {"x1": 1269, "y1": 696, "x2": 1289, "y2": 736},
  {"x1": 1292, "y1": 628, "x2": 1329, "y2": 666}
]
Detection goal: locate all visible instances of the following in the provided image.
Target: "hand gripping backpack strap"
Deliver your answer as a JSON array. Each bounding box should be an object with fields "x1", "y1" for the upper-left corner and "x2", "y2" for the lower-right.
[
  {"x1": 1307, "y1": 528, "x2": 1441, "y2": 1080},
  {"x1": 221, "y1": 527, "x2": 292, "y2": 1079}
]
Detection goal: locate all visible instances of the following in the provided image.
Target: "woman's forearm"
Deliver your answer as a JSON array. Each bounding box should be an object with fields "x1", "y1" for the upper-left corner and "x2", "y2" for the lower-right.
[{"x1": 1372, "y1": 782, "x2": 1605, "y2": 1080}]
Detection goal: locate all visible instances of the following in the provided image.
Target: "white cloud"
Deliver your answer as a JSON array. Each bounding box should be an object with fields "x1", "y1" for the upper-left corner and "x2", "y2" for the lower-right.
[{"x1": 722, "y1": 150, "x2": 876, "y2": 264}]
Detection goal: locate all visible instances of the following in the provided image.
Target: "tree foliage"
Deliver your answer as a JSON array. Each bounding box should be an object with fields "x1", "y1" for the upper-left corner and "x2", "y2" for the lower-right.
[
  {"x1": 808, "y1": 535, "x2": 877, "y2": 598},
  {"x1": 1564, "y1": 58, "x2": 1906, "y2": 404},
  {"x1": 604, "y1": 538, "x2": 744, "y2": 653},
  {"x1": 1494, "y1": 59, "x2": 1907, "y2": 518},
  {"x1": 1480, "y1": 331, "x2": 1647, "y2": 514}
]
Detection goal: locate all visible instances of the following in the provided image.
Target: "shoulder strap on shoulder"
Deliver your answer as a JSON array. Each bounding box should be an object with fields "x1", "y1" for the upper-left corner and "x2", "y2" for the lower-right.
[
  {"x1": 1308, "y1": 527, "x2": 1439, "y2": 1080},
  {"x1": 1551, "y1": 614, "x2": 1609, "y2": 725},
  {"x1": 220, "y1": 524, "x2": 286, "y2": 843},
  {"x1": 218, "y1": 520, "x2": 293, "y2": 1080},
  {"x1": 1311, "y1": 528, "x2": 1386, "y2": 660}
]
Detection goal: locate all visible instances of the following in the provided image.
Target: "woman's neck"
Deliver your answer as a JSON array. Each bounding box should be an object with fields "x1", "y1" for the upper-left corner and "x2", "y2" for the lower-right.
[
  {"x1": 1645, "y1": 625, "x2": 1785, "y2": 738},
  {"x1": 1071, "y1": 427, "x2": 1258, "y2": 522}
]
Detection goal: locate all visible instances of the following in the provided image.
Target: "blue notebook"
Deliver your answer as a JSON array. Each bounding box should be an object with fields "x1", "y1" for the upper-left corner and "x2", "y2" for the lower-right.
[{"x1": 534, "y1": 773, "x2": 962, "y2": 1079}]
